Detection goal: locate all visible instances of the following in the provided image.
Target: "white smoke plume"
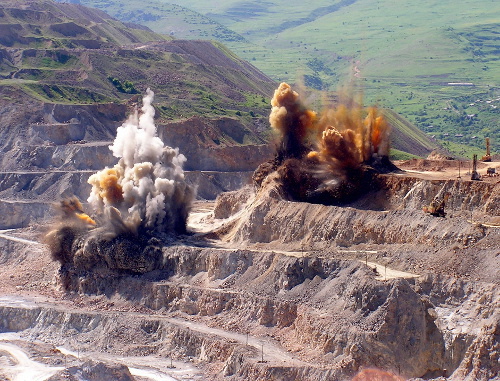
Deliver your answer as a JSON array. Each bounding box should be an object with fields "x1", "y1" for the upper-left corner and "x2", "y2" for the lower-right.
[{"x1": 87, "y1": 88, "x2": 195, "y2": 236}]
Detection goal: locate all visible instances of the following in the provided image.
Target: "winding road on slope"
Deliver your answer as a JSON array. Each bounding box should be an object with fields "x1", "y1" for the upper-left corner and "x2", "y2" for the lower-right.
[
  {"x1": 0, "y1": 334, "x2": 64, "y2": 381},
  {"x1": 0, "y1": 295, "x2": 304, "y2": 379},
  {"x1": 0, "y1": 229, "x2": 41, "y2": 246}
]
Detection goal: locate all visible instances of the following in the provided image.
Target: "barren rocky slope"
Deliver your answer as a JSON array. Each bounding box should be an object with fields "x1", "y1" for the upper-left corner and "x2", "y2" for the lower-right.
[
  {"x1": 0, "y1": 0, "x2": 443, "y2": 228},
  {"x1": 0, "y1": 167, "x2": 498, "y2": 380},
  {"x1": 0, "y1": 0, "x2": 279, "y2": 229}
]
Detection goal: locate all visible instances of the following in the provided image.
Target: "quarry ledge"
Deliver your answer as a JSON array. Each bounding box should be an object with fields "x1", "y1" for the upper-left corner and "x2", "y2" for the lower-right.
[{"x1": 1, "y1": 241, "x2": 498, "y2": 380}]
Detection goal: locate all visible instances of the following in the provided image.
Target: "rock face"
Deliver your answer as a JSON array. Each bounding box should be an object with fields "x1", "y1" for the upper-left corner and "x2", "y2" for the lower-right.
[
  {"x1": 0, "y1": 90, "x2": 271, "y2": 228},
  {"x1": 198, "y1": 171, "x2": 498, "y2": 380},
  {"x1": 49, "y1": 361, "x2": 136, "y2": 381},
  {"x1": 453, "y1": 322, "x2": 500, "y2": 381},
  {"x1": 159, "y1": 116, "x2": 273, "y2": 172},
  {"x1": 0, "y1": 0, "x2": 278, "y2": 232},
  {"x1": 214, "y1": 173, "x2": 499, "y2": 249},
  {"x1": 1, "y1": 244, "x2": 497, "y2": 381}
]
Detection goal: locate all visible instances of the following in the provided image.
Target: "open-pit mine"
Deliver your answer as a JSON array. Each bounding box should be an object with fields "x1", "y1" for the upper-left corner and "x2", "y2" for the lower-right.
[{"x1": 0, "y1": 83, "x2": 498, "y2": 381}]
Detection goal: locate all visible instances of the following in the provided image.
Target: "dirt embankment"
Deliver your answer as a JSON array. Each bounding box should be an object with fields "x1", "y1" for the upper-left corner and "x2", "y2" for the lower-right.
[
  {"x1": 0, "y1": 236, "x2": 497, "y2": 381},
  {"x1": 213, "y1": 174, "x2": 499, "y2": 251},
  {"x1": 0, "y1": 165, "x2": 498, "y2": 380},
  {"x1": 158, "y1": 116, "x2": 273, "y2": 172}
]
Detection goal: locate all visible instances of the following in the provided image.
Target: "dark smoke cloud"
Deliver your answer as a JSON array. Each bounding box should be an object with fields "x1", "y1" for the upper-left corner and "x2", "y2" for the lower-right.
[{"x1": 255, "y1": 82, "x2": 397, "y2": 204}]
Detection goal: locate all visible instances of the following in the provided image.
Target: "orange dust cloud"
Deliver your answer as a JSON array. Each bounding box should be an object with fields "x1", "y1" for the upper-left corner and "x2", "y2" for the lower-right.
[
  {"x1": 270, "y1": 82, "x2": 391, "y2": 171},
  {"x1": 270, "y1": 82, "x2": 317, "y2": 160},
  {"x1": 58, "y1": 196, "x2": 95, "y2": 226},
  {"x1": 76, "y1": 212, "x2": 96, "y2": 226},
  {"x1": 95, "y1": 167, "x2": 124, "y2": 206},
  {"x1": 60, "y1": 197, "x2": 84, "y2": 216},
  {"x1": 310, "y1": 105, "x2": 390, "y2": 172}
]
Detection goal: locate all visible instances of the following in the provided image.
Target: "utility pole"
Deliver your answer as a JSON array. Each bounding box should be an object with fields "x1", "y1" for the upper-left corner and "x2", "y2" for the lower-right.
[{"x1": 168, "y1": 357, "x2": 175, "y2": 368}]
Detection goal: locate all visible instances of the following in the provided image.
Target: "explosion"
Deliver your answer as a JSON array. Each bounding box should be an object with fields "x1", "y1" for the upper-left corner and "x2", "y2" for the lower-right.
[
  {"x1": 46, "y1": 89, "x2": 195, "y2": 290},
  {"x1": 269, "y1": 82, "x2": 317, "y2": 161},
  {"x1": 254, "y1": 82, "x2": 397, "y2": 204},
  {"x1": 88, "y1": 88, "x2": 194, "y2": 236}
]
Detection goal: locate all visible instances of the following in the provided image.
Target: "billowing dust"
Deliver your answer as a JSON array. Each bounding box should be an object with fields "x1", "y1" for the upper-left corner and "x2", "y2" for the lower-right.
[
  {"x1": 46, "y1": 89, "x2": 195, "y2": 286},
  {"x1": 88, "y1": 88, "x2": 194, "y2": 236},
  {"x1": 256, "y1": 82, "x2": 396, "y2": 204}
]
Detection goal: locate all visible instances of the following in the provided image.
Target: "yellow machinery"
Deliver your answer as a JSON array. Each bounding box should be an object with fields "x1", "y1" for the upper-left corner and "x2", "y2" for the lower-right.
[
  {"x1": 423, "y1": 192, "x2": 450, "y2": 217},
  {"x1": 481, "y1": 137, "x2": 491, "y2": 162}
]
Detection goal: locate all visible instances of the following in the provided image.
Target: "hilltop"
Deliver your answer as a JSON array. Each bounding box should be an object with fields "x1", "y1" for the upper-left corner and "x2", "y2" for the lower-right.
[
  {"x1": 0, "y1": 0, "x2": 439, "y2": 180},
  {"x1": 0, "y1": 0, "x2": 281, "y2": 230},
  {"x1": 0, "y1": 0, "x2": 275, "y2": 120},
  {"x1": 0, "y1": 0, "x2": 442, "y2": 230},
  {"x1": 0, "y1": 0, "x2": 278, "y2": 158}
]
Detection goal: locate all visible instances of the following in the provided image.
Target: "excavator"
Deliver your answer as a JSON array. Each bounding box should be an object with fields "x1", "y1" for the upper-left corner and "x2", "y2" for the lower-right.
[{"x1": 423, "y1": 192, "x2": 450, "y2": 217}]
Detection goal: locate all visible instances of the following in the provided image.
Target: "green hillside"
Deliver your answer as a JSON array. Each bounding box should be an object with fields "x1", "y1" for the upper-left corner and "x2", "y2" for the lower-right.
[
  {"x1": 1, "y1": 0, "x2": 442, "y2": 158},
  {"x1": 61, "y1": 0, "x2": 499, "y2": 155},
  {"x1": 0, "y1": 0, "x2": 277, "y2": 143}
]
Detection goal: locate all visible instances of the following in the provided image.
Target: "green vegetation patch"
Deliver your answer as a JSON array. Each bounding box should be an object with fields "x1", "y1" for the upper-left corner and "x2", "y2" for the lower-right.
[
  {"x1": 438, "y1": 140, "x2": 495, "y2": 159},
  {"x1": 88, "y1": 0, "x2": 496, "y2": 155},
  {"x1": 23, "y1": 83, "x2": 111, "y2": 104},
  {"x1": 389, "y1": 149, "x2": 421, "y2": 160},
  {"x1": 108, "y1": 76, "x2": 138, "y2": 94},
  {"x1": 29, "y1": 51, "x2": 77, "y2": 69}
]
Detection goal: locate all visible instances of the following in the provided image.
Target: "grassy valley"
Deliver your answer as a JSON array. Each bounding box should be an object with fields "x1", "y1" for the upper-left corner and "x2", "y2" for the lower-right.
[
  {"x1": 0, "y1": 0, "x2": 441, "y2": 159},
  {"x1": 63, "y1": 0, "x2": 499, "y2": 156}
]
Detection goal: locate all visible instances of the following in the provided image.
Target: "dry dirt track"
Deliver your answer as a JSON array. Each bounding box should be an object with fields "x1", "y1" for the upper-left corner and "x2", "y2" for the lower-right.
[
  {"x1": 362, "y1": 260, "x2": 420, "y2": 281},
  {"x1": 0, "y1": 296, "x2": 200, "y2": 381},
  {"x1": 188, "y1": 203, "x2": 423, "y2": 281},
  {"x1": 0, "y1": 334, "x2": 64, "y2": 381},
  {"x1": 0, "y1": 229, "x2": 42, "y2": 246},
  {"x1": 395, "y1": 159, "x2": 500, "y2": 182},
  {"x1": 0, "y1": 294, "x2": 307, "y2": 379},
  {"x1": 163, "y1": 317, "x2": 308, "y2": 367}
]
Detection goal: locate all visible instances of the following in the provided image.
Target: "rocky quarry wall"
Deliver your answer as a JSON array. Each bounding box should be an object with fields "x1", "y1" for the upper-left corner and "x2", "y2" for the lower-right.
[
  {"x1": 214, "y1": 174, "x2": 499, "y2": 249},
  {"x1": 0, "y1": 245, "x2": 497, "y2": 380},
  {"x1": 0, "y1": 96, "x2": 271, "y2": 228}
]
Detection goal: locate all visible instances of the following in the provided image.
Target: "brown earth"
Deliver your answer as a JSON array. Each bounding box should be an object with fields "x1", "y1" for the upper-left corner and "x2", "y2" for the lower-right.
[
  {"x1": 0, "y1": 161, "x2": 498, "y2": 380},
  {"x1": 0, "y1": 2, "x2": 498, "y2": 380}
]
